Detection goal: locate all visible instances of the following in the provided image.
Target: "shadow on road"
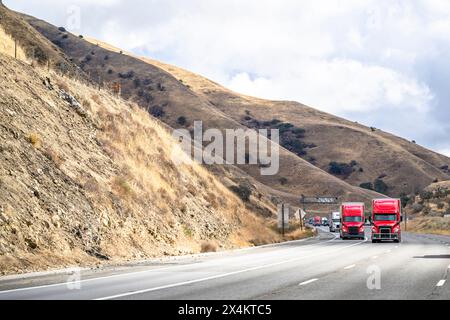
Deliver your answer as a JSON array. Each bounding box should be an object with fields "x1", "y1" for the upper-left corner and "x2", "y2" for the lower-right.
[{"x1": 413, "y1": 255, "x2": 450, "y2": 259}]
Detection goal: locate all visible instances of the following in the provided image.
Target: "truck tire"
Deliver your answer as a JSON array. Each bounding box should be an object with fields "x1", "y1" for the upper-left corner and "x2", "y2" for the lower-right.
[{"x1": 372, "y1": 239, "x2": 378, "y2": 243}]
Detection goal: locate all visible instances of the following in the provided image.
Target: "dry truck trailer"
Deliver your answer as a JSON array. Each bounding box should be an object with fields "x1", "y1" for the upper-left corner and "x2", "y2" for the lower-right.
[
  {"x1": 340, "y1": 203, "x2": 365, "y2": 240},
  {"x1": 371, "y1": 198, "x2": 403, "y2": 243}
]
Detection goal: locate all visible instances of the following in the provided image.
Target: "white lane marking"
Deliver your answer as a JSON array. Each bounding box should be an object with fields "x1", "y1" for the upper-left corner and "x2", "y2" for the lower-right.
[
  {"x1": 372, "y1": 256, "x2": 378, "y2": 259},
  {"x1": 0, "y1": 235, "x2": 339, "y2": 296},
  {"x1": 96, "y1": 238, "x2": 366, "y2": 300},
  {"x1": 0, "y1": 265, "x2": 182, "y2": 295},
  {"x1": 344, "y1": 264, "x2": 356, "y2": 270},
  {"x1": 299, "y1": 279, "x2": 318, "y2": 286},
  {"x1": 437, "y1": 280, "x2": 446, "y2": 287}
]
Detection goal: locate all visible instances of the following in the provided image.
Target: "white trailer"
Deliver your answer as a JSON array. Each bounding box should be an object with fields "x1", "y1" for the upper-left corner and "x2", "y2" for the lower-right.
[{"x1": 329, "y1": 211, "x2": 341, "y2": 232}]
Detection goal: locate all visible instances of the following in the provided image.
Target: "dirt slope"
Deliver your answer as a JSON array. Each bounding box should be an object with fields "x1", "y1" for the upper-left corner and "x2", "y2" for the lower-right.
[
  {"x1": 404, "y1": 180, "x2": 450, "y2": 236},
  {"x1": 0, "y1": 52, "x2": 294, "y2": 274}
]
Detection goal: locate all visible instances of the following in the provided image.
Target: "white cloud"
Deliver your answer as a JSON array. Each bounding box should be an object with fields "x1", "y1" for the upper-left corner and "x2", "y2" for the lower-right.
[{"x1": 227, "y1": 59, "x2": 432, "y2": 115}]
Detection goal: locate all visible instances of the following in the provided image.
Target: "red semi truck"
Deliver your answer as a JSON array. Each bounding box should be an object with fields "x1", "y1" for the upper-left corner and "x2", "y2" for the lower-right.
[
  {"x1": 313, "y1": 216, "x2": 322, "y2": 227},
  {"x1": 371, "y1": 199, "x2": 403, "y2": 243},
  {"x1": 340, "y1": 203, "x2": 365, "y2": 240}
]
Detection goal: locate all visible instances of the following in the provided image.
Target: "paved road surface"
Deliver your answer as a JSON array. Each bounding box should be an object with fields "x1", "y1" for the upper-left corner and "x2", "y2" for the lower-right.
[{"x1": 0, "y1": 227, "x2": 449, "y2": 300}]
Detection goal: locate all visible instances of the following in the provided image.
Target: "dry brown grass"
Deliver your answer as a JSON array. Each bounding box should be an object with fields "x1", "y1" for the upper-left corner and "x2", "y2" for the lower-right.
[
  {"x1": 111, "y1": 176, "x2": 133, "y2": 198},
  {"x1": 56, "y1": 79, "x2": 70, "y2": 92},
  {"x1": 407, "y1": 217, "x2": 450, "y2": 236},
  {"x1": 27, "y1": 133, "x2": 41, "y2": 148},
  {"x1": 200, "y1": 241, "x2": 218, "y2": 253},
  {"x1": 43, "y1": 147, "x2": 64, "y2": 168},
  {"x1": 91, "y1": 94, "x2": 102, "y2": 105}
]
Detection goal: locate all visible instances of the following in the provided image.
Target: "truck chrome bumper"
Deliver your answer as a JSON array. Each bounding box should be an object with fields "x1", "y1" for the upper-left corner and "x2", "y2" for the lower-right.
[
  {"x1": 372, "y1": 233, "x2": 399, "y2": 240},
  {"x1": 342, "y1": 233, "x2": 365, "y2": 239}
]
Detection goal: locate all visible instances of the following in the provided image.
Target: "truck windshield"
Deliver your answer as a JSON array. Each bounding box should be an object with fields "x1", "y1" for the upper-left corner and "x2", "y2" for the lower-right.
[
  {"x1": 373, "y1": 214, "x2": 397, "y2": 221},
  {"x1": 344, "y1": 216, "x2": 362, "y2": 222}
]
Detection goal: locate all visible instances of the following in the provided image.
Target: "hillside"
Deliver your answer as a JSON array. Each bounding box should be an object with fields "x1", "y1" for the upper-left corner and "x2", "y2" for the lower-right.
[
  {"x1": 19, "y1": 11, "x2": 387, "y2": 209},
  {"x1": 405, "y1": 180, "x2": 450, "y2": 236},
  {"x1": 2, "y1": 49, "x2": 307, "y2": 274},
  {"x1": 19, "y1": 10, "x2": 450, "y2": 202},
  {"x1": 140, "y1": 59, "x2": 450, "y2": 198}
]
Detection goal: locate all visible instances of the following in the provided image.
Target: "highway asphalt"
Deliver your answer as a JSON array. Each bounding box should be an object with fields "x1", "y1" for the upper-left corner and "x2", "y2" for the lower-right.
[{"x1": 0, "y1": 227, "x2": 449, "y2": 300}]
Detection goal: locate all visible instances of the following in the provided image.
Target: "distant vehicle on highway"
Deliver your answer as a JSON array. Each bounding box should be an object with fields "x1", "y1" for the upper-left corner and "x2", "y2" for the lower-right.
[
  {"x1": 329, "y1": 211, "x2": 341, "y2": 232},
  {"x1": 321, "y1": 217, "x2": 329, "y2": 226},
  {"x1": 371, "y1": 199, "x2": 402, "y2": 243},
  {"x1": 313, "y1": 216, "x2": 322, "y2": 226},
  {"x1": 340, "y1": 203, "x2": 365, "y2": 240}
]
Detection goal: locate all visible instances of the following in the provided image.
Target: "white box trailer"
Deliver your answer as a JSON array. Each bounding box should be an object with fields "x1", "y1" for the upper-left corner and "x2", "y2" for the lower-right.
[{"x1": 329, "y1": 211, "x2": 341, "y2": 232}]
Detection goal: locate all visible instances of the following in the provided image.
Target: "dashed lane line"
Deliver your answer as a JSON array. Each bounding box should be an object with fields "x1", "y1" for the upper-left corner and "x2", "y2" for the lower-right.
[
  {"x1": 344, "y1": 264, "x2": 356, "y2": 270},
  {"x1": 437, "y1": 280, "x2": 446, "y2": 287},
  {"x1": 299, "y1": 279, "x2": 318, "y2": 286}
]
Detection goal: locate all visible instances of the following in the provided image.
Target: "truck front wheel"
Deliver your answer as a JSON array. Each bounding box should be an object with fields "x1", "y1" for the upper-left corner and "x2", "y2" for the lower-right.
[{"x1": 372, "y1": 239, "x2": 378, "y2": 243}]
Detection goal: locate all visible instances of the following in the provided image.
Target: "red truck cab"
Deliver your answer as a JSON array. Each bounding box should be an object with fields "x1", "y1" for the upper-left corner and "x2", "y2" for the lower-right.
[
  {"x1": 371, "y1": 199, "x2": 402, "y2": 243},
  {"x1": 340, "y1": 203, "x2": 365, "y2": 240},
  {"x1": 313, "y1": 216, "x2": 322, "y2": 227}
]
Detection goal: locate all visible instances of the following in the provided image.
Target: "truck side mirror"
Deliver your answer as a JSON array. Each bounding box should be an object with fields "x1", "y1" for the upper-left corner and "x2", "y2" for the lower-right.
[{"x1": 400, "y1": 215, "x2": 404, "y2": 222}]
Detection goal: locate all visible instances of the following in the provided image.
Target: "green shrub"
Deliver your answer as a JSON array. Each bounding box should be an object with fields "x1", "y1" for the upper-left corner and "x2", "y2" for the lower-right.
[
  {"x1": 119, "y1": 71, "x2": 134, "y2": 79},
  {"x1": 400, "y1": 193, "x2": 411, "y2": 208},
  {"x1": 229, "y1": 184, "x2": 252, "y2": 202},
  {"x1": 149, "y1": 105, "x2": 165, "y2": 118},
  {"x1": 329, "y1": 162, "x2": 353, "y2": 176},
  {"x1": 374, "y1": 179, "x2": 389, "y2": 194},
  {"x1": 177, "y1": 116, "x2": 187, "y2": 126},
  {"x1": 420, "y1": 191, "x2": 433, "y2": 200},
  {"x1": 360, "y1": 182, "x2": 373, "y2": 190}
]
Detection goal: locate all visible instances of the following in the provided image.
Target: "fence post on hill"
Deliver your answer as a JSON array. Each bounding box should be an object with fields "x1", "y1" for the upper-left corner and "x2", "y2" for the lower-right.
[{"x1": 14, "y1": 39, "x2": 17, "y2": 59}]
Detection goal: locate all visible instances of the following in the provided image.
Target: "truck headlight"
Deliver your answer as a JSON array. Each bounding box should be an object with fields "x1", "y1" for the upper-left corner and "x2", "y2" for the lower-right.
[
  {"x1": 372, "y1": 227, "x2": 377, "y2": 233},
  {"x1": 393, "y1": 227, "x2": 400, "y2": 233}
]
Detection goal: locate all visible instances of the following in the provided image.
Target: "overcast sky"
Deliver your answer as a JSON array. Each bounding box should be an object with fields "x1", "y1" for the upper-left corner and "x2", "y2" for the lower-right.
[{"x1": 5, "y1": 0, "x2": 450, "y2": 156}]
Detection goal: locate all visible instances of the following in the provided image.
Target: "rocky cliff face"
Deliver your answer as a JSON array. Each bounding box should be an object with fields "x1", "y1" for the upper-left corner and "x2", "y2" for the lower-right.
[{"x1": 0, "y1": 54, "x2": 284, "y2": 275}]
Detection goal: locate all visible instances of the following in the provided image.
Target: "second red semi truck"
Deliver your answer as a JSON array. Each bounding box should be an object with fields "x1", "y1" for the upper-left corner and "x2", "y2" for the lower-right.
[
  {"x1": 340, "y1": 203, "x2": 365, "y2": 240},
  {"x1": 371, "y1": 198, "x2": 403, "y2": 243}
]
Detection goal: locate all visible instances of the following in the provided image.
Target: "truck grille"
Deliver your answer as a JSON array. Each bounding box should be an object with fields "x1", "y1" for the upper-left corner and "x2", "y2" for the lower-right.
[
  {"x1": 349, "y1": 227, "x2": 359, "y2": 235},
  {"x1": 380, "y1": 227, "x2": 391, "y2": 234}
]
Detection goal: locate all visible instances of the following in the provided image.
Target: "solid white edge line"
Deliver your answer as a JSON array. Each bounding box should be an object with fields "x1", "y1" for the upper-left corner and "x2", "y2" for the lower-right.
[
  {"x1": 344, "y1": 264, "x2": 356, "y2": 270},
  {"x1": 0, "y1": 233, "x2": 339, "y2": 296},
  {"x1": 436, "y1": 280, "x2": 446, "y2": 287},
  {"x1": 96, "y1": 237, "x2": 365, "y2": 300},
  {"x1": 299, "y1": 279, "x2": 318, "y2": 286}
]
